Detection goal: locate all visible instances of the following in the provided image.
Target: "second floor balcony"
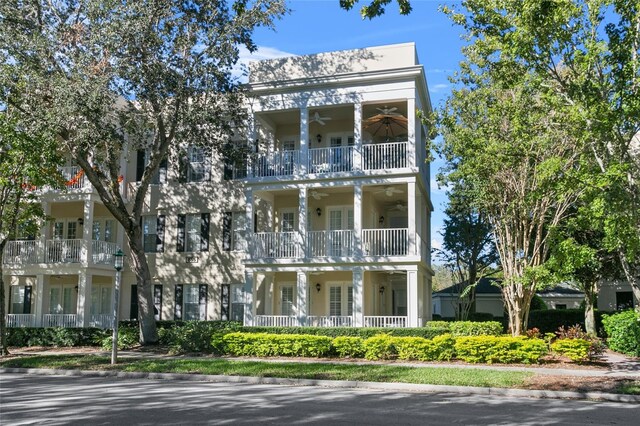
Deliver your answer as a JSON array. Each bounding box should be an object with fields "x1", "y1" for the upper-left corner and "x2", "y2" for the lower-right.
[{"x1": 3, "y1": 239, "x2": 119, "y2": 267}]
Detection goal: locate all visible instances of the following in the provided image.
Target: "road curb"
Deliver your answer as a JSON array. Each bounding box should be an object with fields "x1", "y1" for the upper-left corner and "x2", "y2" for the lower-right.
[{"x1": 2, "y1": 367, "x2": 639, "y2": 404}]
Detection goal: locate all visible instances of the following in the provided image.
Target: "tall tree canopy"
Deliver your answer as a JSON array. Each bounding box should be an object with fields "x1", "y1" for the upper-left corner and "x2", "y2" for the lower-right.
[
  {"x1": 339, "y1": 0, "x2": 412, "y2": 19},
  {"x1": 0, "y1": 0, "x2": 287, "y2": 343}
]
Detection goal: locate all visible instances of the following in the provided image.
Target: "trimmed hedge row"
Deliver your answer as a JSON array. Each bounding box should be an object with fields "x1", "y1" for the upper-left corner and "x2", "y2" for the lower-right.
[
  {"x1": 602, "y1": 310, "x2": 640, "y2": 357},
  {"x1": 6, "y1": 327, "x2": 112, "y2": 347},
  {"x1": 217, "y1": 332, "x2": 550, "y2": 364},
  {"x1": 527, "y1": 309, "x2": 606, "y2": 335},
  {"x1": 426, "y1": 321, "x2": 503, "y2": 336}
]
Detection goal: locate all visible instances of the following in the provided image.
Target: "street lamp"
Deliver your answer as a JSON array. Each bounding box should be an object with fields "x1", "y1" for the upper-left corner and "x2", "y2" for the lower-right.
[{"x1": 111, "y1": 249, "x2": 124, "y2": 365}]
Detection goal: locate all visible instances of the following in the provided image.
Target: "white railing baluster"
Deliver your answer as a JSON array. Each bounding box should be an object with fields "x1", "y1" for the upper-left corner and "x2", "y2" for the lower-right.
[
  {"x1": 42, "y1": 314, "x2": 78, "y2": 328},
  {"x1": 92, "y1": 241, "x2": 118, "y2": 265},
  {"x1": 5, "y1": 314, "x2": 36, "y2": 327},
  {"x1": 252, "y1": 232, "x2": 299, "y2": 258},
  {"x1": 308, "y1": 146, "x2": 354, "y2": 174},
  {"x1": 362, "y1": 142, "x2": 407, "y2": 170},
  {"x1": 307, "y1": 230, "x2": 355, "y2": 257},
  {"x1": 364, "y1": 316, "x2": 407, "y2": 328},
  {"x1": 362, "y1": 228, "x2": 409, "y2": 256},
  {"x1": 45, "y1": 239, "x2": 83, "y2": 263},
  {"x1": 2, "y1": 241, "x2": 39, "y2": 264}
]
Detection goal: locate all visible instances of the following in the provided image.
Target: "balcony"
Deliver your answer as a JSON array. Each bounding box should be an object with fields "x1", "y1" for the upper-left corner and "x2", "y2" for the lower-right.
[
  {"x1": 42, "y1": 314, "x2": 78, "y2": 328},
  {"x1": 235, "y1": 141, "x2": 408, "y2": 180},
  {"x1": 6, "y1": 314, "x2": 36, "y2": 327},
  {"x1": 249, "y1": 228, "x2": 416, "y2": 260},
  {"x1": 3, "y1": 239, "x2": 119, "y2": 266},
  {"x1": 253, "y1": 315, "x2": 407, "y2": 328}
]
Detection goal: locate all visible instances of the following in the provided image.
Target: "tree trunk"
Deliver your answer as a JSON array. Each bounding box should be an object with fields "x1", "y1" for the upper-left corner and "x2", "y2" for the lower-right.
[
  {"x1": 504, "y1": 286, "x2": 534, "y2": 336},
  {"x1": 584, "y1": 295, "x2": 596, "y2": 336},
  {"x1": 125, "y1": 230, "x2": 158, "y2": 344}
]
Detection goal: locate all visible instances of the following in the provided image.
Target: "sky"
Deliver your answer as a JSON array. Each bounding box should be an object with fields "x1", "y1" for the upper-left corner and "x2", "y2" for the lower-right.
[{"x1": 243, "y1": 0, "x2": 466, "y2": 256}]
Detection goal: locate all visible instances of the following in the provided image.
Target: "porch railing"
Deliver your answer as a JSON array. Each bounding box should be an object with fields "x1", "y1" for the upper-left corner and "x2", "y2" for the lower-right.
[
  {"x1": 60, "y1": 166, "x2": 86, "y2": 189},
  {"x1": 306, "y1": 316, "x2": 353, "y2": 327},
  {"x1": 307, "y1": 230, "x2": 355, "y2": 257},
  {"x1": 362, "y1": 228, "x2": 408, "y2": 256},
  {"x1": 92, "y1": 240, "x2": 118, "y2": 265},
  {"x1": 90, "y1": 314, "x2": 114, "y2": 329},
  {"x1": 362, "y1": 141, "x2": 407, "y2": 170},
  {"x1": 6, "y1": 314, "x2": 36, "y2": 327},
  {"x1": 364, "y1": 316, "x2": 407, "y2": 328},
  {"x1": 2, "y1": 240, "x2": 38, "y2": 264},
  {"x1": 42, "y1": 314, "x2": 78, "y2": 328},
  {"x1": 309, "y1": 146, "x2": 354, "y2": 174},
  {"x1": 254, "y1": 315, "x2": 299, "y2": 327},
  {"x1": 252, "y1": 232, "x2": 299, "y2": 258},
  {"x1": 44, "y1": 239, "x2": 83, "y2": 263},
  {"x1": 251, "y1": 150, "x2": 301, "y2": 178}
]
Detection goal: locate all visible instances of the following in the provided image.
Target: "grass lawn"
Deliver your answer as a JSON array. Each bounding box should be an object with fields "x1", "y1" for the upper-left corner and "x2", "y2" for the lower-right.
[{"x1": 1, "y1": 355, "x2": 531, "y2": 388}]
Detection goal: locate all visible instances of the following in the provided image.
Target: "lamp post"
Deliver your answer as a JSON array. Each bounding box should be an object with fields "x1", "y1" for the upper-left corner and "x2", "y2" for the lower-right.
[{"x1": 111, "y1": 249, "x2": 124, "y2": 365}]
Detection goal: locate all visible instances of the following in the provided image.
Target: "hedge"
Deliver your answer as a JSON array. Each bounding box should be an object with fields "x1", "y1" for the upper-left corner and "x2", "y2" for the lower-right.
[
  {"x1": 221, "y1": 332, "x2": 332, "y2": 357},
  {"x1": 527, "y1": 309, "x2": 606, "y2": 335},
  {"x1": 235, "y1": 326, "x2": 450, "y2": 340},
  {"x1": 602, "y1": 310, "x2": 640, "y2": 357},
  {"x1": 6, "y1": 327, "x2": 112, "y2": 347},
  {"x1": 454, "y1": 336, "x2": 548, "y2": 364},
  {"x1": 551, "y1": 339, "x2": 592, "y2": 362},
  {"x1": 425, "y1": 321, "x2": 503, "y2": 337}
]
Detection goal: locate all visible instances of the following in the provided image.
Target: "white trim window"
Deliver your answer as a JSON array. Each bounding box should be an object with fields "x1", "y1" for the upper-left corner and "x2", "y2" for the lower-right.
[
  {"x1": 328, "y1": 282, "x2": 353, "y2": 316},
  {"x1": 91, "y1": 285, "x2": 113, "y2": 315},
  {"x1": 280, "y1": 284, "x2": 295, "y2": 316},
  {"x1": 49, "y1": 285, "x2": 76, "y2": 314},
  {"x1": 222, "y1": 212, "x2": 246, "y2": 251},
  {"x1": 174, "y1": 284, "x2": 208, "y2": 321}
]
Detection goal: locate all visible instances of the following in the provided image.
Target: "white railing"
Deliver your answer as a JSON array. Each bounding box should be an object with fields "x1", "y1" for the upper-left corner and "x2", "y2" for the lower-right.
[
  {"x1": 252, "y1": 232, "x2": 299, "y2": 258},
  {"x1": 362, "y1": 228, "x2": 408, "y2": 256},
  {"x1": 308, "y1": 146, "x2": 354, "y2": 174},
  {"x1": 3, "y1": 240, "x2": 38, "y2": 264},
  {"x1": 90, "y1": 314, "x2": 114, "y2": 329},
  {"x1": 60, "y1": 166, "x2": 86, "y2": 189},
  {"x1": 42, "y1": 314, "x2": 78, "y2": 328},
  {"x1": 307, "y1": 230, "x2": 355, "y2": 257},
  {"x1": 45, "y1": 239, "x2": 83, "y2": 263},
  {"x1": 254, "y1": 315, "x2": 299, "y2": 327},
  {"x1": 364, "y1": 316, "x2": 408, "y2": 328},
  {"x1": 251, "y1": 150, "x2": 301, "y2": 178},
  {"x1": 6, "y1": 314, "x2": 36, "y2": 327},
  {"x1": 307, "y1": 316, "x2": 353, "y2": 327},
  {"x1": 362, "y1": 141, "x2": 407, "y2": 170},
  {"x1": 92, "y1": 240, "x2": 118, "y2": 265}
]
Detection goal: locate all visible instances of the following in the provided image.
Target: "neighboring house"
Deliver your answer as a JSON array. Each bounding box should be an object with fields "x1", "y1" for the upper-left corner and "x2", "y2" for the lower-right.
[
  {"x1": 3, "y1": 43, "x2": 434, "y2": 329},
  {"x1": 598, "y1": 280, "x2": 638, "y2": 311},
  {"x1": 432, "y1": 278, "x2": 584, "y2": 319}
]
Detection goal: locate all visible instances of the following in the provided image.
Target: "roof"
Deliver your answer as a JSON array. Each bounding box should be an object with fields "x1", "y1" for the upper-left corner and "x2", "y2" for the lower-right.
[{"x1": 435, "y1": 278, "x2": 584, "y2": 297}]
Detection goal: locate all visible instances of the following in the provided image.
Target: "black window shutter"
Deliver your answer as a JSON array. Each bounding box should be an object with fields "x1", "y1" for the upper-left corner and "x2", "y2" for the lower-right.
[
  {"x1": 136, "y1": 150, "x2": 146, "y2": 181},
  {"x1": 177, "y1": 214, "x2": 186, "y2": 252},
  {"x1": 154, "y1": 284, "x2": 163, "y2": 321},
  {"x1": 223, "y1": 161, "x2": 233, "y2": 180},
  {"x1": 130, "y1": 285, "x2": 138, "y2": 320},
  {"x1": 254, "y1": 213, "x2": 258, "y2": 233},
  {"x1": 199, "y1": 284, "x2": 208, "y2": 320},
  {"x1": 156, "y1": 215, "x2": 165, "y2": 253},
  {"x1": 222, "y1": 212, "x2": 232, "y2": 251},
  {"x1": 23, "y1": 286, "x2": 32, "y2": 314},
  {"x1": 221, "y1": 284, "x2": 230, "y2": 321},
  {"x1": 200, "y1": 213, "x2": 210, "y2": 252},
  {"x1": 159, "y1": 157, "x2": 168, "y2": 184},
  {"x1": 174, "y1": 284, "x2": 183, "y2": 320}
]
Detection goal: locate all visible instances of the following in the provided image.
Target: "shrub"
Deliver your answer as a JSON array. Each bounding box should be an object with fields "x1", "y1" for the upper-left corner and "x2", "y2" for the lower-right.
[
  {"x1": 331, "y1": 336, "x2": 365, "y2": 358},
  {"x1": 363, "y1": 334, "x2": 397, "y2": 360},
  {"x1": 467, "y1": 312, "x2": 496, "y2": 322},
  {"x1": 448, "y1": 321, "x2": 503, "y2": 337},
  {"x1": 159, "y1": 321, "x2": 242, "y2": 354},
  {"x1": 530, "y1": 294, "x2": 548, "y2": 311},
  {"x1": 432, "y1": 334, "x2": 456, "y2": 361},
  {"x1": 554, "y1": 324, "x2": 605, "y2": 359},
  {"x1": 99, "y1": 327, "x2": 139, "y2": 351},
  {"x1": 528, "y1": 309, "x2": 606, "y2": 335},
  {"x1": 394, "y1": 336, "x2": 437, "y2": 361},
  {"x1": 602, "y1": 310, "x2": 640, "y2": 357},
  {"x1": 551, "y1": 339, "x2": 592, "y2": 362},
  {"x1": 7, "y1": 327, "x2": 109, "y2": 347},
  {"x1": 454, "y1": 336, "x2": 548, "y2": 364},
  {"x1": 237, "y1": 326, "x2": 449, "y2": 340},
  {"x1": 220, "y1": 332, "x2": 332, "y2": 357}
]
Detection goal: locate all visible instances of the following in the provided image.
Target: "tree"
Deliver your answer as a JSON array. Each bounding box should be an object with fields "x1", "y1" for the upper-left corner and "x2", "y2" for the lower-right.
[
  {"x1": 0, "y1": 115, "x2": 62, "y2": 355},
  {"x1": 340, "y1": 0, "x2": 412, "y2": 19},
  {"x1": 438, "y1": 68, "x2": 585, "y2": 335},
  {"x1": 436, "y1": 185, "x2": 498, "y2": 320},
  {"x1": 0, "y1": 0, "x2": 287, "y2": 343},
  {"x1": 442, "y1": 0, "x2": 640, "y2": 310}
]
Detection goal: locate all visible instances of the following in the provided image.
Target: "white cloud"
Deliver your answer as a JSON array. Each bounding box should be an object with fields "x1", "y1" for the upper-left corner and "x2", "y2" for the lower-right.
[
  {"x1": 430, "y1": 179, "x2": 451, "y2": 194},
  {"x1": 232, "y1": 45, "x2": 295, "y2": 82},
  {"x1": 430, "y1": 83, "x2": 451, "y2": 93},
  {"x1": 431, "y1": 238, "x2": 442, "y2": 250}
]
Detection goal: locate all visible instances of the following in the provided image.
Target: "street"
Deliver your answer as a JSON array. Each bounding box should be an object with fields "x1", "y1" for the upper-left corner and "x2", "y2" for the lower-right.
[{"x1": 0, "y1": 373, "x2": 637, "y2": 425}]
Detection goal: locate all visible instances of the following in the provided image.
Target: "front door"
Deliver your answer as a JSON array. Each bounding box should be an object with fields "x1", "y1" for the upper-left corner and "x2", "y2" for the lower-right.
[
  {"x1": 279, "y1": 283, "x2": 295, "y2": 316},
  {"x1": 327, "y1": 207, "x2": 354, "y2": 256}
]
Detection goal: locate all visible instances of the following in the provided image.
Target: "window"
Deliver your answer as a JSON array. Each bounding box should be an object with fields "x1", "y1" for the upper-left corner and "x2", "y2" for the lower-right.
[
  {"x1": 328, "y1": 283, "x2": 353, "y2": 316},
  {"x1": 93, "y1": 219, "x2": 116, "y2": 242},
  {"x1": 129, "y1": 284, "x2": 162, "y2": 320},
  {"x1": 174, "y1": 284, "x2": 207, "y2": 320},
  {"x1": 142, "y1": 215, "x2": 165, "y2": 253},
  {"x1": 49, "y1": 285, "x2": 75, "y2": 314},
  {"x1": 183, "y1": 146, "x2": 211, "y2": 182},
  {"x1": 281, "y1": 285, "x2": 295, "y2": 316},
  {"x1": 10, "y1": 285, "x2": 32, "y2": 314},
  {"x1": 616, "y1": 292, "x2": 634, "y2": 310},
  {"x1": 555, "y1": 304, "x2": 567, "y2": 310},
  {"x1": 91, "y1": 285, "x2": 113, "y2": 315},
  {"x1": 222, "y1": 212, "x2": 246, "y2": 251},
  {"x1": 177, "y1": 213, "x2": 210, "y2": 252},
  {"x1": 136, "y1": 149, "x2": 168, "y2": 184}
]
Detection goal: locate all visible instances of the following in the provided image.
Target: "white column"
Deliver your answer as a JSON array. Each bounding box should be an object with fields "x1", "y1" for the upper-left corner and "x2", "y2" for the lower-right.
[
  {"x1": 34, "y1": 275, "x2": 45, "y2": 327},
  {"x1": 298, "y1": 186, "x2": 307, "y2": 258},
  {"x1": 353, "y1": 184, "x2": 363, "y2": 257},
  {"x1": 38, "y1": 201, "x2": 50, "y2": 262},
  {"x1": 245, "y1": 190, "x2": 254, "y2": 258},
  {"x1": 353, "y1": 268, "x2": 364, "y2": 327},
  {"x1": 424, "y1": 273, "x2": 433, "y2": 321},
  {"x1": 407, "y1": 181, "x2": 416, "y2": 256},
  {"x1": 353, "y1": 102, "x2": 362, "y2": 170},
  {"x1": 296, "y1": 271, "x2": 308, "y2": 326},
  {"x1": 243, "y1": 271, "x2": 254, "y2": 326},
  {"x1": 407, "y1": 97, "x2": 416, "y2": 168},
  {"x1": 299, "y1": 107, "x2": 309, "y2": 175},
  {"x1": 77, "y1": 271, "x2": 92, "y2": 327},
  {"x1": 264, "y1": 273, "x2": 274, "y2": 315},
  {"x1": 82, "y1": 199, "x2": 94, "y2": 265},
  {"x1": 407, "y1": 270, "x2": 418, "y2": 327}
]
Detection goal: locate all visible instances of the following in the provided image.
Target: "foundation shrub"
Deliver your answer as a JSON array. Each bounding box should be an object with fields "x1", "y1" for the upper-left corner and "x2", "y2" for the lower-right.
[
  {"x1": 237, "y1": 327, "x2": 448, "y2": 340},
  {"x1": 99, "y1": 327, "x2": 139, "y2": 351},
  {"x1": 551, "y1": 339, "x2": 592, "y2": 362},
  {"x1": 454, "y1": 336, "x2": 548, "y2": 364},
  {"x1": 331, "y1": 336, "x2": 365, "y2": 358},
  {"x1": 220, "y1": 332, "x2": 332, "y2": 357},
  {"x1": 432, "y1": 334, "x2": 456, "y2": 361},
  {"x1": 159, "y1": 321, "x2": 242, "y2": 354},
  {"x1": 6, "y1": 327, "x2": 108, "y2": 347},
  {"x1": 363, "y1": 334, "x2": 397, "y2": 360},
  {"x1": 394, "y1": 336, "x2": 437, "y2": 361},
  {"x1": 602, "y1": 310, "x2": 640, "y2": 357},
  {"x1": 448, "y1": 321, "x2": 503, "y2": 337}
]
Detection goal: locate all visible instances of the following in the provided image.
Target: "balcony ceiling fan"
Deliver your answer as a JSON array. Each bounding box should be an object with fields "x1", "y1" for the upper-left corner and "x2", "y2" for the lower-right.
[
  {"x1": 375, "y1": 186, "x2": 403, "y2": 197},
  {"x1": 375, "y1": 106, "x2": 403, "y2": 117},
  {"x1": 310, "y1": 190, "x2": 329, "y2": 200},
  {"x1": 310, "y1": 111, "x2": 332, "y2": 126},
  {"x1": 391, "y1": 202, "x2": 408, "y2": 212}
]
